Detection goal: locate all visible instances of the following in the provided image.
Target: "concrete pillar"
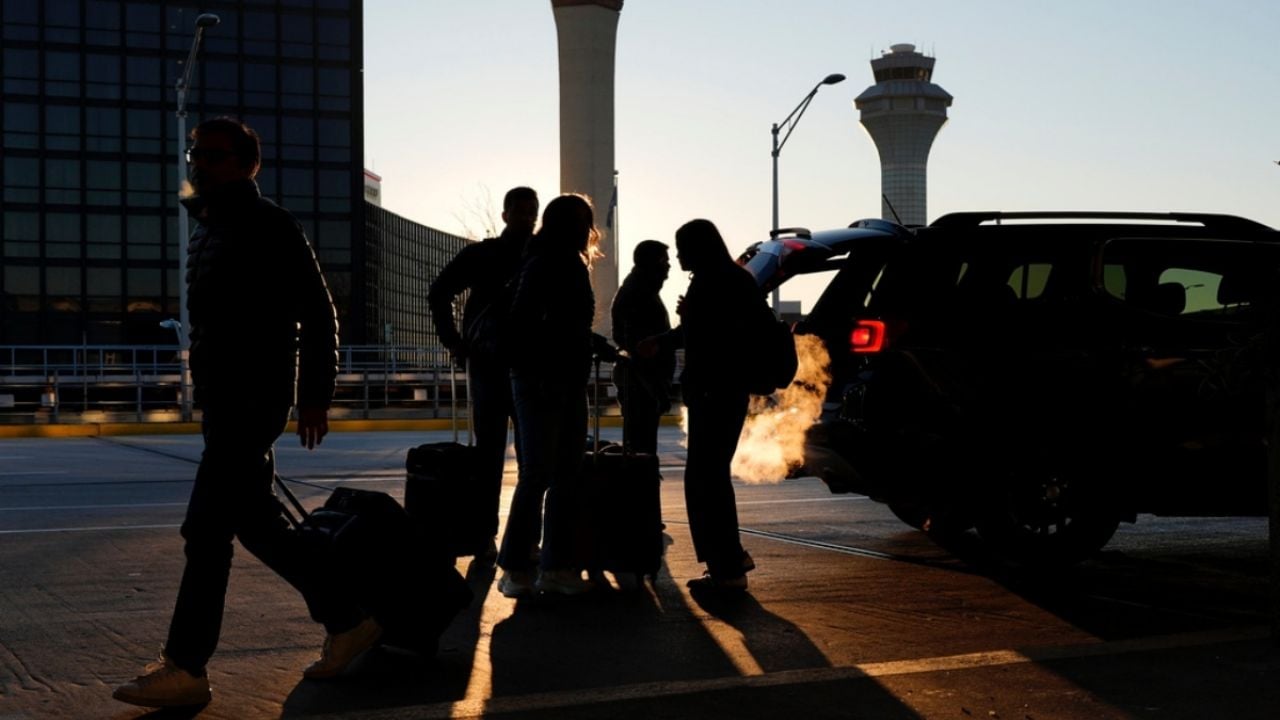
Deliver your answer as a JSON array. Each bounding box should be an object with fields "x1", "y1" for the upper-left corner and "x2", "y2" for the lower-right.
[{"x1": 551, "y1": 0, "x2": 622, "y2": 334}]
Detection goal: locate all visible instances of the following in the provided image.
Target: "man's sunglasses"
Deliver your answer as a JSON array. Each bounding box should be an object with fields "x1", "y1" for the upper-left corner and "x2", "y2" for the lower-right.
[{"x1": 185, "y1": 147, "x2": 234, "y2": 164}]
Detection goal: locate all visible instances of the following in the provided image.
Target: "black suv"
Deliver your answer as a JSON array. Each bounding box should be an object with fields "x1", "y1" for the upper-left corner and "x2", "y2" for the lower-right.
[{"x1": 740, "y1": 212, "x2": 1280, "y2": 565}]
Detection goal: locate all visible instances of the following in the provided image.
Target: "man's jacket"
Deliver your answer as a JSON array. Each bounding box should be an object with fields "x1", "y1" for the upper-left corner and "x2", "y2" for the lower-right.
[
  {"x1": 183, "y1": 179, "x2": 338, "y2": 409},
  {"x1": 427, "y1": 230, "x2": 527, "y2": 359}
]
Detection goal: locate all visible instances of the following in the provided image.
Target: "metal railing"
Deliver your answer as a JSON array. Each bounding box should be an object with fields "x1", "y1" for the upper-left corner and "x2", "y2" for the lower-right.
[{"x1": 0, "y1": 344, "x2": 653, "y2": 424}]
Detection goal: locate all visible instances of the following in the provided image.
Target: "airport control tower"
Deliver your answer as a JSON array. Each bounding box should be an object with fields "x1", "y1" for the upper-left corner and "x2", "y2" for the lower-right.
[
  {"x1": 855, "y1": 43, "x2": 952, "y2": 226},
  {"x1": 551, "y1": 0, "x2": 623, "y2": 334}
]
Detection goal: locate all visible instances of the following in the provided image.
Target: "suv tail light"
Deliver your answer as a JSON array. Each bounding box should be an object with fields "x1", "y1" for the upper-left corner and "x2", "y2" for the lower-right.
[{"x1": 850, "y1": 319, "x2": 887, "y2": 353}]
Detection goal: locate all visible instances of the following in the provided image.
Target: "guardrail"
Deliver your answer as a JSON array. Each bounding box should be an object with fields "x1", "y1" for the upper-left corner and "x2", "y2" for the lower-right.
[{"x1": 0, "y1": 345, "x2": 651, "y2": 424}]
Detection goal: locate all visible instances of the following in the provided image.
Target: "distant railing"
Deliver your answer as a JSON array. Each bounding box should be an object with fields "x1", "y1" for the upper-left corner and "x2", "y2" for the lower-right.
[{"x1": 0, "y1": 344, "x2": 657, "y2": 424}]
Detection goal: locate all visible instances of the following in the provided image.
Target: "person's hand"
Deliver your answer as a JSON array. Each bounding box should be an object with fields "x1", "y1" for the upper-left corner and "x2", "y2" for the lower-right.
[
  {"x1": 296, "y1": 406, "x2": 329, "y2": 450},
  {"x1": 635, "y1": 336, "x2": 660, "y2": 359}
]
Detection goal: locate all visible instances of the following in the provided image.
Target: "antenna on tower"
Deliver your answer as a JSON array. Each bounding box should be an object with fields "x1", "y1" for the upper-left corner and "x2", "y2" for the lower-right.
[{"x1": 882, "y1": 194, "x2": 904, "y2": 225}]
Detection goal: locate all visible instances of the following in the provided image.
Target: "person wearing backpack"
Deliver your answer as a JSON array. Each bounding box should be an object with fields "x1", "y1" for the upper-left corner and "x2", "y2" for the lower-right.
[
  {"x1": 640, "y1": 219, "x2": 762, "y2": 593},
  {"x1": 427, "y1": 187, "x2": 539, "y2": 560}
]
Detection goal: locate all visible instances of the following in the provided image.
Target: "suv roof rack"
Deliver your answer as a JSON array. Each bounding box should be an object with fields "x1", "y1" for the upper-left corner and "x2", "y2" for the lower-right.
[{"x1": 929, "y1": 211, "x2": 1274, "y2": 232}]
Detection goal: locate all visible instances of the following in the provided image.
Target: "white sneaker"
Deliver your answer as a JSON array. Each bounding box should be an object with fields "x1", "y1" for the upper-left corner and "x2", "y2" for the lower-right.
[
  {"x1": 498, "y1": 570, "x2": 535, "y2": 598},
  {"x1": 536, "y1": 569, "x2": 595, "y2": 596},
  {"x1": 113, "y1": 652, "x2": 211, "y2": 708}
]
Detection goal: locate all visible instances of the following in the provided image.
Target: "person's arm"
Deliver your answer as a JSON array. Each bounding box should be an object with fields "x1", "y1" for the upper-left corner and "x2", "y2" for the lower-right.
[
  {"x1": 288, "y1": 217, "x2": 337, "y2": 449},
  {"x1": 427, "y1": 245, "x2": 477, "y2": 360}
]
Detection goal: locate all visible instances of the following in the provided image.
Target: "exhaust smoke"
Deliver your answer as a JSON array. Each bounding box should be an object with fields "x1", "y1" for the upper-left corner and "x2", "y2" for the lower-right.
[{"x1": 730, "y1": 333, "x2": 831, "y2": 483}]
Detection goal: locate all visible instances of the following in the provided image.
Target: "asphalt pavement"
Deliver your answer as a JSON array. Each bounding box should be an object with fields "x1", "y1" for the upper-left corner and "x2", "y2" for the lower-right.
[{"x1": 0, "y1": 426, "x2": 1277, "y2": 719}]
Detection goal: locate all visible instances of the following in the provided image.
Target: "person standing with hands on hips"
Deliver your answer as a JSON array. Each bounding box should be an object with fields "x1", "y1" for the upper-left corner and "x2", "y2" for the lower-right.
[{"x1": 428, "y1": 187, "x2": 540, "y2": 559}]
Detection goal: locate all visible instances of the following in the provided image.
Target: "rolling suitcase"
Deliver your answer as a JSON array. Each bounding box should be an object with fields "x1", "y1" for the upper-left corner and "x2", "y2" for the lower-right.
[
  {"x1": 275, "y1": 476, "x2": 473, "y2": 653},
  {"x1": 582, "y1": 354, "x2": 665, "y2": 580},
  {"x1": 404, "y1": 366, "x2": 491, "y2": 558}
]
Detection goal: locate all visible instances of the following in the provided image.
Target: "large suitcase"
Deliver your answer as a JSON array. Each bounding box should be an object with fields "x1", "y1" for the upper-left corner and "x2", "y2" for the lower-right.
[
  {"x1": 403, "y1": 366, "x2": 490, "y2": 558},
  {"x1": 581, "y1": 354, "x2": 665, "y2": 580},
  {"x1": 276, "y1": 478, "x2": 473, "y2": 653}
]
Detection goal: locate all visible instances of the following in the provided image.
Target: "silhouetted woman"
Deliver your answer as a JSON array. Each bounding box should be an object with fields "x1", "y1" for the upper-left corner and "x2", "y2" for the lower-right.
[
  {"x1": 648, "y1": 219, "x2": 762, "y2": 592},
  {"x1": 497, "y1": 193, "x2": 598, "y2": 597}
]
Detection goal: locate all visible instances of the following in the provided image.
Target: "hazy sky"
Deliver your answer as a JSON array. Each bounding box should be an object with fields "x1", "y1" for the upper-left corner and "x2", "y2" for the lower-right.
[{"x1": 364, "y1": 0, "x2": 1280, "y2": 313}]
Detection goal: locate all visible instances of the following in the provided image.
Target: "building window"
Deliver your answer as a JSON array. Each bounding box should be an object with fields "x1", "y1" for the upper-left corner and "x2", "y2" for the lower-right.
[
  {"x1": 4, "y1": 157, "x2": 40, "y2": 202},
  {"x1": 86, "y1": 106, "x2": 122, "y2": 152},
  {"x1": 125, "y1": 109, "x2": 161, "y2": 154},
  {"x1": 44, "y1": 50, "x2": 81, "y2": 97},
  {"x1": 46, "y1": 105, "x2": 81, "y2": 152},
  {"x1": 126, "y1": 216, "x2": 162, "y2": 260},
  {"x1": 125, "y1": 55, "x2": 161, "y2": 101},
  {"x1": 45, "y1": 212, "x2": 81, "y2": 258},
  {"x1": 125, "y1": 1, "x2": 162, "y2": 49},
  {"x1": 3, "y1": 48, "x2": 39, "y2": 94},
  {"x1": 282, "y1": 13, "x2": 313, "y2": 59},
  {"x1": 3, "y1": 211, "x2": 38, "y2": 258},
  {"x1": 46, "y1": 159, "x2": 82, "y2": 205},
  {"x1": 3, "y1": 102, "x2": 39, "y2": 149},
  {"x1": 126, "y1": 162, "x2": 162, "y2": 208},
  {"x1": 86, "y1": 214, "x2": 122, "y2": 260},
  {"x1": 281, "y1": 64, "x2": 314, "y2": 109}
]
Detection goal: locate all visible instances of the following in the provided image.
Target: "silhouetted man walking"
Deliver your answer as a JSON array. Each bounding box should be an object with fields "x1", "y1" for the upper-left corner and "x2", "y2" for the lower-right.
[{"x1": 114, "y1": 118, "x2": 378, "y2": 709}]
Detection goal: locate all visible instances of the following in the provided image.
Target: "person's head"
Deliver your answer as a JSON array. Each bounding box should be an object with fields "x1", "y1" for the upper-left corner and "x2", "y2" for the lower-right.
[
  {"x1": 632, "y1": 239, "x2": 670, "y2": 285},
  {"x1": 187, "y1": 117, "x2": 261, "y2": 194},
  {"x1": 502, "y1": 186, "x2": 539, "y2": 237},
  {"x1": 534, "y1": 193, "x2": 598, "y2": 261},
  {"x1": 674, "y1": 219, "x2": 730, "y2": 274}
]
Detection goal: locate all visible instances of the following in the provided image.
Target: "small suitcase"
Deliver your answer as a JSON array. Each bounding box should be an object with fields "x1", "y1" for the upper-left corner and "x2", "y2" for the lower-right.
[
  {"x1": 403, "y1": 366, "x2": 490, "y2": 558},
  {"x1": 276, "y1": 478, "x2": 473, "y2": 653},
  {"x1": 581, "y1": 354, "x2": 665, "y2": 580}
]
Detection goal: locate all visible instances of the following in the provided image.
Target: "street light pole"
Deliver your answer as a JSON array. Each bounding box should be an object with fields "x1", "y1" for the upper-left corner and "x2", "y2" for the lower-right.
[
  {"x1": 769, "y1": 72, "x2": 846, "y2": 310},
  {"x1": 173, "y1": 13, "x2": 219, "y2": 421}
]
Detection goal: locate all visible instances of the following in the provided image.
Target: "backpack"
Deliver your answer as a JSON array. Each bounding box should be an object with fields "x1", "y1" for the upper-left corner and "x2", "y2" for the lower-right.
[
  {"x1": 463, "y1": 278, "x2": 516, "y2": 362},
  {"x1": 746, "y1": 304, "x2": 799, "y2": 395}
]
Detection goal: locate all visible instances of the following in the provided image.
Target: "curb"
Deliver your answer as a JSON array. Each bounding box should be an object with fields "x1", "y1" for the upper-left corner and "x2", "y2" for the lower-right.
[{"x1": 0, "y1": 414, "x2": 683, "y2": 439}]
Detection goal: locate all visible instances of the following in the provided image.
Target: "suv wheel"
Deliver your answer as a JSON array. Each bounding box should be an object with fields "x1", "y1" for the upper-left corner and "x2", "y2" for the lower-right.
[{"x1": 975, "y1": 471, "x2": 1120, "y2": 565}]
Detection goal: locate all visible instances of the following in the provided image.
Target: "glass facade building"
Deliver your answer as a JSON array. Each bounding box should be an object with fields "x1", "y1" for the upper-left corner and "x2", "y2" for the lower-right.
[
  {"x1": 0, "y1": 0, "x2": 367, "y2": 345},
  {"x1": 363, "y1": 201, "x2": 469, "y2": 352}
]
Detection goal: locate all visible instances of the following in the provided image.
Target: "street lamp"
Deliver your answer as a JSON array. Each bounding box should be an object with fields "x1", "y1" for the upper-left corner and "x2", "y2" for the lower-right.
[
  {"x1": 770, "y1": 72, "x2": 846, "y2": 309},
  {"x1": 173, "y1": 12, "x2": 219, "y2": 421}
]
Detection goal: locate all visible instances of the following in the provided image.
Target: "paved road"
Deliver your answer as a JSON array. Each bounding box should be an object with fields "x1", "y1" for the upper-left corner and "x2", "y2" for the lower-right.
[{"x1": 0, "y1": 428, "x2": 1276, "y2": 719}]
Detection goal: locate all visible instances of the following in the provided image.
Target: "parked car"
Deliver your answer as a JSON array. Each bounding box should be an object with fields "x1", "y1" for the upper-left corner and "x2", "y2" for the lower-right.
[{"x1": 740, "y1": 212, "x2": 1280, "y2": 565}]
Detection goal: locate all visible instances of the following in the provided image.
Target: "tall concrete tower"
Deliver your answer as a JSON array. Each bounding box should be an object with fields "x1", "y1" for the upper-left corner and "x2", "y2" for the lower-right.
[
  {"x1": 855, "y1": 43, "x2": 952, "y2": 226},
  {"x1": 551, "y1": 0, "x2": 622, "y2": 334}
]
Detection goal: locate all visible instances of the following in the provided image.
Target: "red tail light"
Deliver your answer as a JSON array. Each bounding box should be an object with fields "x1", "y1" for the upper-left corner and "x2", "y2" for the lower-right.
[{"x1": 850, "y1": 319, "x2": 886, "y2": 353}]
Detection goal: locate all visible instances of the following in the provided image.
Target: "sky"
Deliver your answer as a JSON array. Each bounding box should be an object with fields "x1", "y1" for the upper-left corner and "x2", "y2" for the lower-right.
[{"x1": 364, "y1": 0, "x2": 1280, "y2": 315}]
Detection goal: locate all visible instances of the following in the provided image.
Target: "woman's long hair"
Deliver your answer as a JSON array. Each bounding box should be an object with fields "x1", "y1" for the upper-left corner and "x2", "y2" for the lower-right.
[
  {"x1": 674, "y1": 218, "x2": 732, "y2": 275},
  {"x1": 530, "y1": 193, "x2": 600, "y2": 266}
]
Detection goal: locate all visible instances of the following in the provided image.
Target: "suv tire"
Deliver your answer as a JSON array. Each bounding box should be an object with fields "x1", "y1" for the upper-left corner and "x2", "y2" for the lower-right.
[{"x1": 974, "y1": 469, "x2": 1121, "y2": 566}]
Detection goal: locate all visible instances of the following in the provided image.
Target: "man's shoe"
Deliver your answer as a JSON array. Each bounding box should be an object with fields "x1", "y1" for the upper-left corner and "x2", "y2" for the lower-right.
[
  {"x1": 498, "y1": 569, "x2": 535, "y2": 598},
  {"x1": 536, "y1": 569, "x2": 595, "y2": 596},
  {"x1": 303, "y1": 616, "x2": 383, "y2": 680},
  {"x1": 112, "y1": 652, "x2": 211, "y2": 708},
  {"x1": 686, "y1": 571, "x2": 749, "y2": 593}
]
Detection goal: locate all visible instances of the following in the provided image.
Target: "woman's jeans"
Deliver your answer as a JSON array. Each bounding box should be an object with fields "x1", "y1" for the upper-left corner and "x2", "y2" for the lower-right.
[{"x1": 498, "y1": 372, "x2": 587, "y2": 573}]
